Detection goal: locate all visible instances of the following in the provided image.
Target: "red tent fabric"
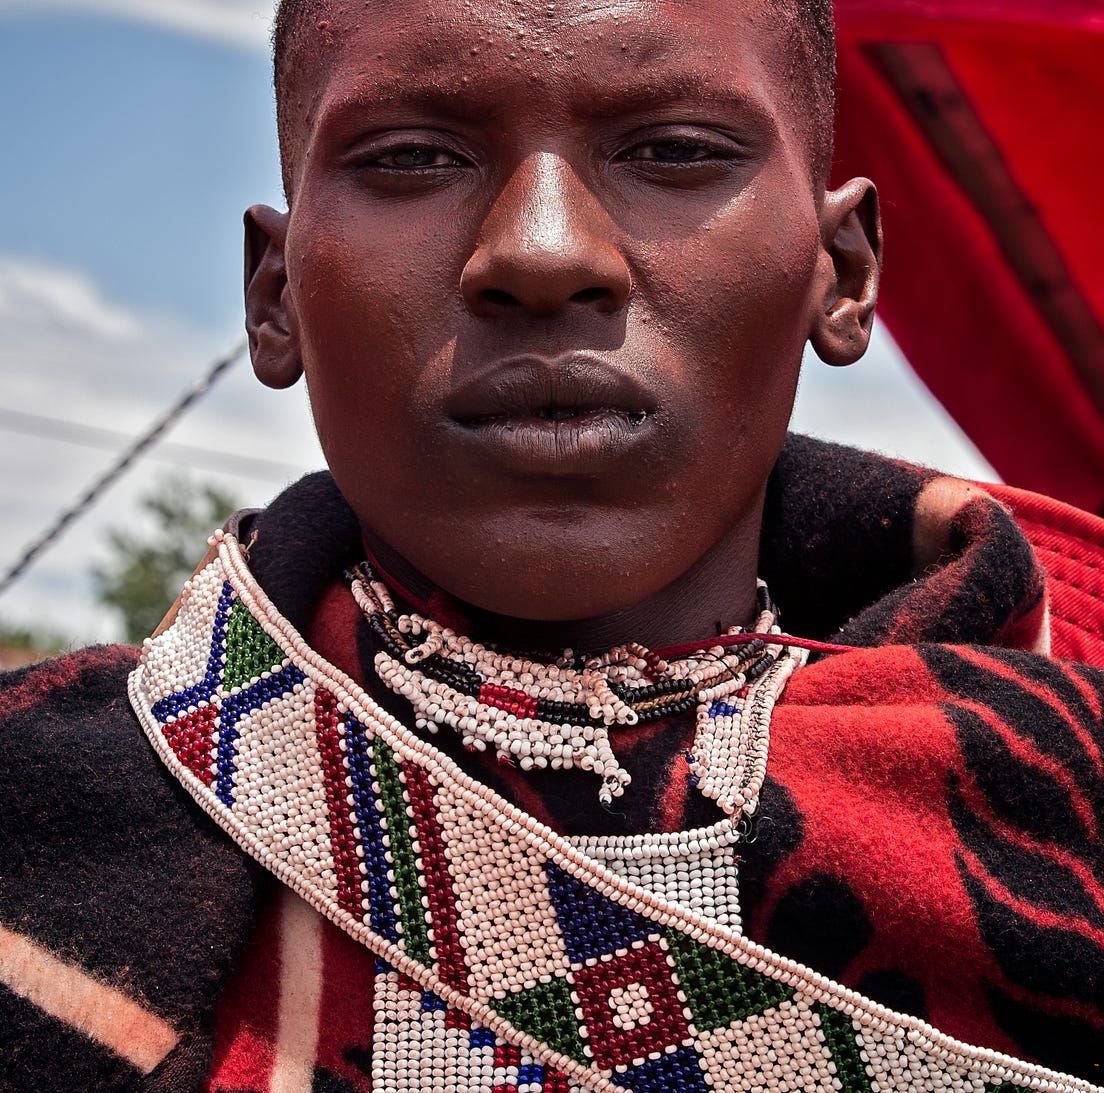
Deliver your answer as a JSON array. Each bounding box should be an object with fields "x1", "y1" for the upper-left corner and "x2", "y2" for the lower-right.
[{"x1": 833, "y1": 0, "x2": 1104, "y2": 515}]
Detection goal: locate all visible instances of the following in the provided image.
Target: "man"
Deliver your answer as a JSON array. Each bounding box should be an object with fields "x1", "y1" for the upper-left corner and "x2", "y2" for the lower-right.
[{"x1": 2, "y1": 1, "x2": 1102, "y2": 1089}]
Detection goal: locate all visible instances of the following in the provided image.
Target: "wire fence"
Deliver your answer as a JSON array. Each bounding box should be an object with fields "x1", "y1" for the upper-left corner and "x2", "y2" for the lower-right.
[
  {"x1": 0, "y1": 339, "x2": 247, "y2": 600},
  {"x1": 0, "y1": 405, "x2": 298, "y2": 482}
]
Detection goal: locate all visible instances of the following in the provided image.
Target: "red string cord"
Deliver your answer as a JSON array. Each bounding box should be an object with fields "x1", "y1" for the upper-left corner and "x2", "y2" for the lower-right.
[{"x1": 654, "y1": 630, "x2": 856, "y2": 660}]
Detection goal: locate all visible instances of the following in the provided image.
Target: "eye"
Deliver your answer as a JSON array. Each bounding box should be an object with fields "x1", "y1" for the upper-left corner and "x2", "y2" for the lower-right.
[
  {"x1": 622, "y1": 139, "x2": 720, "y2": 164},
  {"x1": 364, "y1": 145, "x2": 469, "y2": 170}
]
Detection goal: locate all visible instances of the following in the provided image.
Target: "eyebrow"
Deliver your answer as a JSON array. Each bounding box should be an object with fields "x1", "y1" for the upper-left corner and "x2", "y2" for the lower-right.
[
  {"x1": 578, "y1": 75, "x2": 775, "y2": 123},
  {"x1": 315, "y1": 70, "x2": 777, "y2": 135}
]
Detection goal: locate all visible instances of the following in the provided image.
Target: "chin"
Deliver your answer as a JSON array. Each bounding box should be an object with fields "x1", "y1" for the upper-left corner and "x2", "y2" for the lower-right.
[
  {"x1": 426, "y1": 544, "x2": 675, "y2": 624},
  {"x1": 365, "y1": 498, "x2": 744, "y2": 635}
]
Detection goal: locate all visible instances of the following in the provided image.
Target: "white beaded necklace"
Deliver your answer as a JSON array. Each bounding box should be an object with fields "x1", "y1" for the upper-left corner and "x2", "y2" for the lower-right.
[{"x1": 349, "y1": 564, "x2": 806, "y2": 813}]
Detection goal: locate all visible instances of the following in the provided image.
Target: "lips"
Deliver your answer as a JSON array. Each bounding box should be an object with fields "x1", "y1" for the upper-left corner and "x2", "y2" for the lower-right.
[
  {"x1": 448, "y1": 355, "x2": 656, "y2": 422},
  {"x1": 446, "y1": 355, "x2": 658, "y2": 475}
]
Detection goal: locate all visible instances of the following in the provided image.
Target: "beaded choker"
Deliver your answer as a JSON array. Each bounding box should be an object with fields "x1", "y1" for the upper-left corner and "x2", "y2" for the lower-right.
[{"x1": 348, "y1": 563, "x2": 805, "y2": 812}]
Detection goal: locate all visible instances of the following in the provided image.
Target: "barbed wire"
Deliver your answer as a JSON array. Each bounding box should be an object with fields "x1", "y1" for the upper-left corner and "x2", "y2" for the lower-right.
[
  {"x1": 0, "y1": 405, "x2": 299, "y2": 481},
  {"x1": 0, "y1": 340, "x2": 247, "y2": 600}
]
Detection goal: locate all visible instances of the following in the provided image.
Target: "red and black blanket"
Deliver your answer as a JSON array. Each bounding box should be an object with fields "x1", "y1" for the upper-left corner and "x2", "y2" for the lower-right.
[{"x1": 1, "y1": 436, "x2": 1101, "y2": 1091}]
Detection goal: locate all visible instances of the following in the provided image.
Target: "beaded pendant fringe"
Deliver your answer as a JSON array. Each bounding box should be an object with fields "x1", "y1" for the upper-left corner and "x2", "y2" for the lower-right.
[{"x1": 349, "y1": 564, "x2": 804, "y2": 812}]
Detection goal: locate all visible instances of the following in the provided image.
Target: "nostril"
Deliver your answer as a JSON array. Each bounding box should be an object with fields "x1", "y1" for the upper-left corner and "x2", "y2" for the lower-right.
[
  {"x1": 481, "y1": 288, "x2": 518, "y2": 308},
  {"x1": 571, "y1": 287, "x2": 609, "y2": 305}
]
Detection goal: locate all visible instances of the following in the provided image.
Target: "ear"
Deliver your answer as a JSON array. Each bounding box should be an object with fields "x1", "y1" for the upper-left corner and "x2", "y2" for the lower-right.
[
  {"x1": 808, "y1": 178, "x2": 882, "y2": 367},
  {"x1": 244, "y1": 204, "x2": 302, "y2": 389}
]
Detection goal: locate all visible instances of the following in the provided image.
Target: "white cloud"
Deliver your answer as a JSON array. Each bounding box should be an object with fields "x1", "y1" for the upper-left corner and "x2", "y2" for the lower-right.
[
  {"x1": 0, "y1": 259, "x2": 139, "y2": 340},
  {"x1": 0, "y1": 254, "x2": 322, "y2": 644},
  {"x1": 0, "y1": 0, "x2": 275, "y2": 51}
]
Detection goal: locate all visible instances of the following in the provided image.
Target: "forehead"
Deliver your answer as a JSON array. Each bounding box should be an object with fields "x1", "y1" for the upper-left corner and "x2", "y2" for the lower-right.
[{"x1": 287, "y1": 0, "x2": 800, "y2": 138}]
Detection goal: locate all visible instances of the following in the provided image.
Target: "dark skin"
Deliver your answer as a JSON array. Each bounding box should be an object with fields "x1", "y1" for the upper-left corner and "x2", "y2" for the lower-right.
[{"x1": 245, "y1": 0, "x2": 881, "y2": 657}]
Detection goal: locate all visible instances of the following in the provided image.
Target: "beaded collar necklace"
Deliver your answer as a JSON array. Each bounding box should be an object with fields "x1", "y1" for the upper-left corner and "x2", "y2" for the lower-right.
[{"x1": 349, "y1": 562, "x2": 798, "y2": 812}]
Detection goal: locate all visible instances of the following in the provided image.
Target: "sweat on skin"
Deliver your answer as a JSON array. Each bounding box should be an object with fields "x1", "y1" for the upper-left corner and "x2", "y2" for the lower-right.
[{"x1": 245, "y1": 0, "x2": 882, "y2": 653}]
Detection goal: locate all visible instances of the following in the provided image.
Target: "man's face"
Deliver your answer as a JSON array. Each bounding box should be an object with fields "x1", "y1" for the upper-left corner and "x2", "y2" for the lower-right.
[{"x1": 263, "y1": 0, "x2": 842, "y2": 622}]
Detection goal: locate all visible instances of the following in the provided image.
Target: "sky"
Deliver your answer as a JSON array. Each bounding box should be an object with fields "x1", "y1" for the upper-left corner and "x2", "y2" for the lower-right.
[{"x1": 0, "y1": 0, "x2": 996, "y2": 646}]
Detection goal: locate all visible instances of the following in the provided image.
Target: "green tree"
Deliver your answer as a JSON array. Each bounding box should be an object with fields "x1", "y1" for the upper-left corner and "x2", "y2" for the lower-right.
[
  {"x1": 0, "y1": 624, "x2": 68, "y2": 665},
  {"x1": 92, "y1": 476, "x2": 241, "y2": 643}
]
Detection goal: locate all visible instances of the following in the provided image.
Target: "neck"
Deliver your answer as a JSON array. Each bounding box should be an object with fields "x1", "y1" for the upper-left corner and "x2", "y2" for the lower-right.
[{"x1": 361, "y1": 510, "x2": 765, "y2": 656}]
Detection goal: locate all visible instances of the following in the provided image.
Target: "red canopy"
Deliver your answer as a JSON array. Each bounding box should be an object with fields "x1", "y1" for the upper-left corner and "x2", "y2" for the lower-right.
[{"x1": 833, "y1": 0, "x2": 1104, "y2": 514}]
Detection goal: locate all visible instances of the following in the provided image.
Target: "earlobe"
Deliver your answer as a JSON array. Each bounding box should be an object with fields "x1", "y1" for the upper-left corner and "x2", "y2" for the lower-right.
[
  {"x1": 244, "y1": 204, "x2": 303, "y2": 389},
  {"x1": 809, "y1": 178, "x2": 882, "y2": 367}
]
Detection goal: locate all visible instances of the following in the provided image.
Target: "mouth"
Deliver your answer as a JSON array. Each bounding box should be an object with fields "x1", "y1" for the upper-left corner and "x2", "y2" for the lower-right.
[
  {"x1": 466, "y1": 405, "x2": 651, "y2": 426},
  {"x1": 446, "y1": 357, "x2": 658, "y2": 474}
]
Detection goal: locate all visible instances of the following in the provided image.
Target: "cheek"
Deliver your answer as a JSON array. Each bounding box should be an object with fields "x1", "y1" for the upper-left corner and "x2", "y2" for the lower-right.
[
  {"x1": 289, "y1": 221, "x2": 459, "y2": 416},
  {"x1": 634, "y1": 182, "x2": 821, "y2": 371},
  {"x1": 632, "y1": 191, "x2": 818, "y2": 504}
]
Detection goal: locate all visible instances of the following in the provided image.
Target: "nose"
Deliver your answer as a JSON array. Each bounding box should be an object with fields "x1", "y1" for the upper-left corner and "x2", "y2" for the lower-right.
[{"x1": 461, "y1": 152, "x2": 632, "y2": 319}]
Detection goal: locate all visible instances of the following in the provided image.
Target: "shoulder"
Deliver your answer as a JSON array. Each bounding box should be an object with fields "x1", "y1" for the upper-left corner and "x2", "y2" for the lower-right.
[
  {"x1": 0, "y1": 644, "x2": 164, "y2": 823},
  {"x1": 0, "y1": 643, "x2": 138, "y2": 717},
  {"x1": 986, "y1": 481, "x2": 1104, "y2": 668},
  {"x1": 0, "y1": 645, "x2": 145, "y2": 819},
  {"x1": 0, "y1": 641, "x2": 260, "y2": 899},
  {"x1": 0, "y1": 645, "x2": 268, "y2": 1090},
  {"x1": 779, "y1": 638, "x2": 1103, "y2": 844},
  {"x1": 766, "y1": 641, "x2": 1104, "y2": 1080},
  {"x1": 783, "y1": 640, "x2": 1103, "y2": 744}
]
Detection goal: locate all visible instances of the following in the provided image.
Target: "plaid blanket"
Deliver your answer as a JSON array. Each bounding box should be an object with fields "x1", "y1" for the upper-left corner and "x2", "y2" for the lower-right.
[{"x1": 1, "y1": 437, "x2": 1101, "y2": 1091}]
